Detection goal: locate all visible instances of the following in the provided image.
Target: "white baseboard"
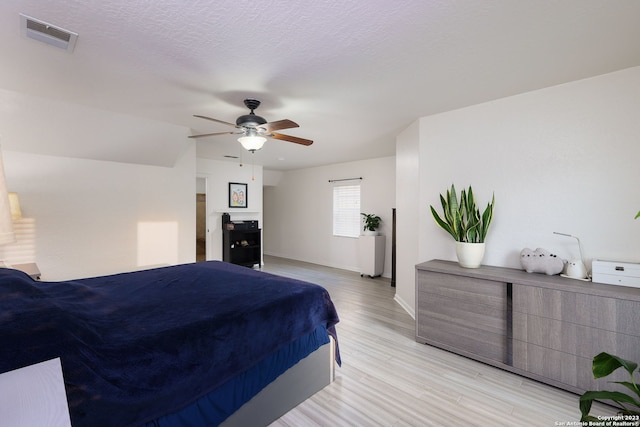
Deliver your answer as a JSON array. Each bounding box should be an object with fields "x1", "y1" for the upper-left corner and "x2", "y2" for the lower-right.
[{"x1": 394, "y1": 293, "x2": 415, "y2": 319}]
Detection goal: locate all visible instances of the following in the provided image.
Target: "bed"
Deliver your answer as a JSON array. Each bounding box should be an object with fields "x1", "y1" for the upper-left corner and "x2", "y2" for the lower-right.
[{"x1": 0, "y1": 261, "x2": 340, "y2": 427}]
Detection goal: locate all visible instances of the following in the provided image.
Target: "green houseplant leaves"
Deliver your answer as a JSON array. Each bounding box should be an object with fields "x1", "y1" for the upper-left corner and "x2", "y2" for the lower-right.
[
  {"x1": 579, "y1": 352, "x2": 640, "y2": 421},
  {"x1": 361, "y1": 213, "x2": 382, "y2": 232},
  {"x1": 430, "y1": 184, "x2": 494, "y2": 243}
]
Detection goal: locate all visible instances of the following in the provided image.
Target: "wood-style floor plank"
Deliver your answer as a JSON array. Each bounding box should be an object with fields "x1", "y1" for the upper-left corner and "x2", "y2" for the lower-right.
[{"x1": 263, "y1": 256, "x2": 617, "y2": 426}]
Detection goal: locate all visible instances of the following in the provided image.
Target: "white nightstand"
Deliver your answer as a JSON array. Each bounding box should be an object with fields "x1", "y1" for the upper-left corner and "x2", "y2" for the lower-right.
[
  {"x1": 0, "y1": 358, "x2": 72, "y2": 427},
  {"x1": 11, "y1": 263, "x2": 41, "y2": 280}
]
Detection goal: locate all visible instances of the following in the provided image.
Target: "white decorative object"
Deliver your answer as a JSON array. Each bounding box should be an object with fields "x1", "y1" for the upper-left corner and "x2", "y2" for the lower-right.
[
  {"x1": 520, "y1": 247, "x2": 565, "y2": 275},
  {"x1": 455, "y1": 242, "x2": 485, "y2": 268},
  {"x1": 565, "y1": 259, "x2": 588, "y2": 280}
]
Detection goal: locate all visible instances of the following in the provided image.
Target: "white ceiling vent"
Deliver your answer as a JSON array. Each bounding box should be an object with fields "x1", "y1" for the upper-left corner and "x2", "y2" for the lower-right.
[{"x1": 20, "y1": 14, "x2": 78, "y2": 52}]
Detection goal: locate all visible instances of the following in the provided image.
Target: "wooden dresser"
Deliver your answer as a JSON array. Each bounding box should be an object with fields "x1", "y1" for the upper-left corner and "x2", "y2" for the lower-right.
[{"x1": 415, "y1": 259, "x2": 640, "y2": 394}]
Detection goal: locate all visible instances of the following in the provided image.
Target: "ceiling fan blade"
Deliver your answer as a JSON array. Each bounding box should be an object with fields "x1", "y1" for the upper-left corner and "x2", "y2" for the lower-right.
[
  {"x1": 258, "y1": 119, "x2": 299, "y2": 133},
  {"x1": 188, "y1": 131, "x2": 238, "y2": 139},
  {"x1": 269, "y1": 132, "x2": 313, "y2": 146},
  {"x1": 193, "y1": 115, "x2": 238, "y2": 128}
]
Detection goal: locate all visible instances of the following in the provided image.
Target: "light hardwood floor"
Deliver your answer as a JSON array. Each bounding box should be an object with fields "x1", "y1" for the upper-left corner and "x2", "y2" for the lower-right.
[{"x1": 263, "y1": 255, "x2": 617, "y2": 427}]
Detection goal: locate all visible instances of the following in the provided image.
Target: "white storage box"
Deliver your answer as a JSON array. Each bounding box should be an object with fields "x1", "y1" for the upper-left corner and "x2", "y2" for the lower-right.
[{"x1": 592, "y1": 260, "x2": 640, "y2": 288}]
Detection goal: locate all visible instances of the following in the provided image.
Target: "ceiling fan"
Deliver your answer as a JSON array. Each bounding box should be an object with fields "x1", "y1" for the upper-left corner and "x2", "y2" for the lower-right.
[{"x1": 189, "y1": 99, "x2": 313, "y2": 152}]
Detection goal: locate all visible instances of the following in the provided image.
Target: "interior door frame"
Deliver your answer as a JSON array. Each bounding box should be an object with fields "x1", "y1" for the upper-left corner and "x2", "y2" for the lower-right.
[{"x1": 196, "y1": 174, "x2": 210, "y2": 261}]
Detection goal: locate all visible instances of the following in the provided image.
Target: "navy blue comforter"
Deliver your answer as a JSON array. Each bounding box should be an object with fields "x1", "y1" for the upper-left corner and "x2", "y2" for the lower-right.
[{"x1": 0, "y1": 261, "x2": 339, "y2": 427}]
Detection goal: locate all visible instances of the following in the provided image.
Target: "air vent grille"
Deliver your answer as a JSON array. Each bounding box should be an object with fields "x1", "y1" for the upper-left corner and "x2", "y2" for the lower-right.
[
  {"x1": 26, "y1": 19, "x2": 72, "y2": 43},
  {"x1": 20, "y1": 13, "x2": 78, "y2": 52}
]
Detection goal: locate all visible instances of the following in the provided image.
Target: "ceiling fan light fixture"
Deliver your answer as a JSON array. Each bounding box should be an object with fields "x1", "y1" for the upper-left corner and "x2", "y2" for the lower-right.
[
  {"x1": 191, "y1": 98, "x2": 313, "y2": 147},
  {"x1": 238, "y1": 135, "x2": 266, "y2": 152}
]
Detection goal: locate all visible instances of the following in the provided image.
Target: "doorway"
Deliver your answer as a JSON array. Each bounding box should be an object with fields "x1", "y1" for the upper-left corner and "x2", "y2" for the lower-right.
[{"x1": 196, "y1": 177, "x2": 207, "y2": 262}]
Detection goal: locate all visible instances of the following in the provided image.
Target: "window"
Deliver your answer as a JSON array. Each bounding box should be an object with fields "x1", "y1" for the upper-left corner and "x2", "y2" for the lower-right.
[{"x1": 332, "y1": 184, "x2": 360, "y2": 237}]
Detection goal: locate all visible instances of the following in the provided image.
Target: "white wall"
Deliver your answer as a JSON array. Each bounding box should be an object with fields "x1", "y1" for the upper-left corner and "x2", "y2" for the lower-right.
[
  {"x1": 394, "y1": 121, "x2": 420, "y2": 316},
  {"x1": 396, "y1": 66, "x2": 640, "y2": 316},
  {"x1": 0, "y1": 87, "x2": 188, "y2": 168},
  {"x1": 3, "y1": 145, "x2": 197, "y2": 280},
  {"x1": 196, "y1": 158, "x2": 263, "y2": 262},
  {"x1": 263, "y1": 156, "x2": 395, "y2": 276}
]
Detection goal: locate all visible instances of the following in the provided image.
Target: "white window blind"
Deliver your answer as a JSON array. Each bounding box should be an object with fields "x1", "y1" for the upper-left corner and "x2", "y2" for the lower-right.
[{"x1": 333, "y1": 184, "x2": 361, "y2": 237}]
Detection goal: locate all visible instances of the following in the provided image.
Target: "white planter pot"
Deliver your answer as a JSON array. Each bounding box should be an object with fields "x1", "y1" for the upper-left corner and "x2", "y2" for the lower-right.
[
  {"x1": 363, "y1": 229, "x2": 378, "y2": 236},
  {"x1": 455, "y1": 242, "x2": 486, "y2": 268}
]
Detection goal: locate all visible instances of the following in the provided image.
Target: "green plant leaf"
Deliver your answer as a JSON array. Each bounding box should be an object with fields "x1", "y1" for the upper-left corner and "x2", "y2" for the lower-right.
[
  {"x1": 579, "y1": 397, "x2": 594, "y2": 422},
  {"x1": 361, "y1": 213, "x2": 382, "y2": 231},
  {"x1": 466, "y1": 214, "x2": 480, "y2": 242},
  {"x1": 636, "y1": 210, "x2": 640, "y2": 219},
  {"x1": 614, "y1": 381, "x2": 640, "y2": 400},
  {"x1": 581, "y1": 353, "x2": 640, "y2": 419},
  {"x1": 479, "y1": 194, "x2": 494, "y2": 242},
  {"x1": 438, "y1": 190, "x2": 461, "y2": 240},
  {"x1": 430, "y1": 206, "x2": 458, "y2": 240},
  {"x1": 466, "y1": 187, "x2": 476, "y2": 218},
  {"x1": 593, "y1": 352, "x2": 638, "y2": 379},
  {"x1": 440, "y1": 194, "x2": 453, "y2": 228},
  {"x1": 466, "y1": 226, "x2": 478, "y2": 243},
  {"x1": 580, "y1": 389, "x2": 640, "y2": 409},
  {"x1": 447, "y1": 185, "x2": 461, "y2": 239}
]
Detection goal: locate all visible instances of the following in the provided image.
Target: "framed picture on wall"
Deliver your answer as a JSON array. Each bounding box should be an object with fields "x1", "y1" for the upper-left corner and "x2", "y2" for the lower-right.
[{"x1": 229, "y1": 182, "x2": 248, "y2": 208}]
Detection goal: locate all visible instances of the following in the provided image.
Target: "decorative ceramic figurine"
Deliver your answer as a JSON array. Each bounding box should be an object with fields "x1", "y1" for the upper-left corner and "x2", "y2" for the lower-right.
[
  {"x1": 520, "y1": 247, "x2": 565, "y2": 275},
  {"x1": 565, "y1": 259, "x2": 588, "y2": 279}
]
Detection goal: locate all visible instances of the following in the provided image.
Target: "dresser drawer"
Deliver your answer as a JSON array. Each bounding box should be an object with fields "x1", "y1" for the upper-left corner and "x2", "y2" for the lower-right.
[
  {"x1": 417, "y1": 271, "x2": 506, "y2": 309},
  {"x1": 416, "y1": 269, "x2": 508, "y2": 364}
]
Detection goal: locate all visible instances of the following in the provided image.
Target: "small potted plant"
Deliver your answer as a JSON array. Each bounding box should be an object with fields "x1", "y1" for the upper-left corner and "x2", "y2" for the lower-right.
[
  {"x1": 361, "y1": 213, "x2": 382, "y2": 236},
  {"x1": 430, "y1": 184, "x2": 494, "y2": 268}
]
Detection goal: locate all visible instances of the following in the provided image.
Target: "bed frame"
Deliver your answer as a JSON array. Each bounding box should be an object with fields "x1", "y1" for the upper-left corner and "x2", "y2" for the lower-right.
[{"x1": 222, "y1": 337, "x2": 335, "y2": 426}]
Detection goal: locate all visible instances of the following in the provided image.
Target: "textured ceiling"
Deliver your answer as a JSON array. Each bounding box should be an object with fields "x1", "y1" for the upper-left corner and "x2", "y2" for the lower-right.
[{"x1": 1, "y1": 0, "x2": 640, "y2": 169}]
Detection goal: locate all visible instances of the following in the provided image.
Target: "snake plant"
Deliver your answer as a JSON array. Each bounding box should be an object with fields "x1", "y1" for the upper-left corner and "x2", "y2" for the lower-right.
[
  {"x1": 579, "y1": 352, "x2": 640, "y2": 421},
  {"x1": 430, "y1": 184, "x2": 494, "y2": 243}
]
